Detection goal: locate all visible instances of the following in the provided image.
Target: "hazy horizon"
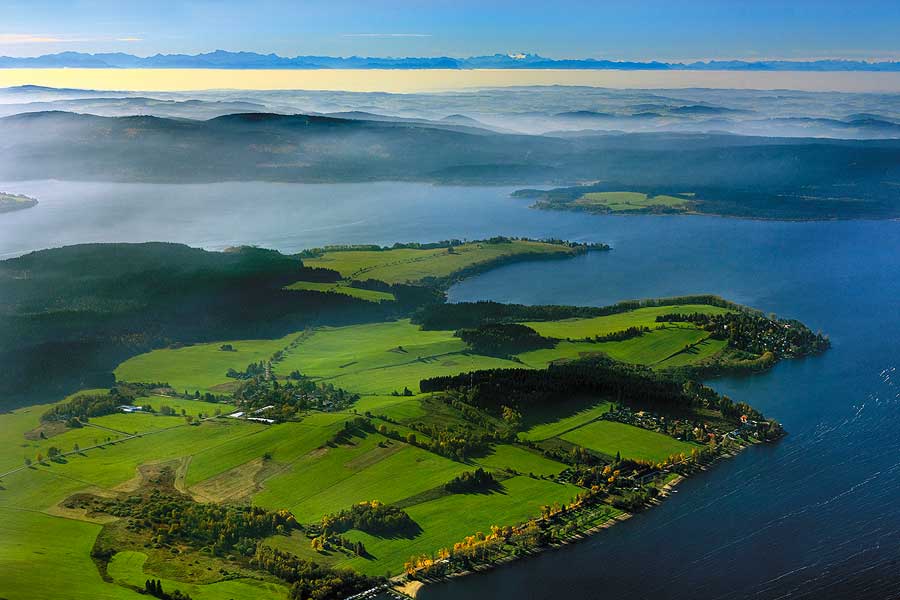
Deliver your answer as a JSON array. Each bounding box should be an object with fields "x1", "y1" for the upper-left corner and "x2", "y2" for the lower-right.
[{"x1": 4, "y1": 68, "x2": 900, "y2": 93}]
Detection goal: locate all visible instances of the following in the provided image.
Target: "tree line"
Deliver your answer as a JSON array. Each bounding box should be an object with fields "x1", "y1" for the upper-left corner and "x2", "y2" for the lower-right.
[{"x1": 413, "y1": 294, "x2": 750, "y2": 331}]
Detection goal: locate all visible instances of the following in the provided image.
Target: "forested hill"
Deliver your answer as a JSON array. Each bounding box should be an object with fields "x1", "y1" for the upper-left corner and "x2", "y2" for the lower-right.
[
  {"x1": 0, "y1": 243, "x2": 404, "y2": 407},
  {"x1": 2, "y1": 111, "x2": 900, "y2": 218}
]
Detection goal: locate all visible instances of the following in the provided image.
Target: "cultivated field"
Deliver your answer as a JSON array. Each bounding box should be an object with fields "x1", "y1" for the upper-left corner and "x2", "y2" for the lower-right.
[{"x1": 302, "y1": 240, "x2": 585, "y2": 284}]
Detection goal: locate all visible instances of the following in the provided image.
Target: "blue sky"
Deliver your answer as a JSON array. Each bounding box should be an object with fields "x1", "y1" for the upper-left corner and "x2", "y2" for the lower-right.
[{"x1": 1, "y1": 0, "x2": 898, "y2": 61}]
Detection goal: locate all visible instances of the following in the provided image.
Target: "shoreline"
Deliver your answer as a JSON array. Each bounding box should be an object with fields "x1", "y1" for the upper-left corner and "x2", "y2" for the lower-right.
[
  {"x1": 528, "y1": 202, "x2": 899, "y2": 223},
  {"x1": 395, "y1": 438, "x2": 761, "y2": 598}
]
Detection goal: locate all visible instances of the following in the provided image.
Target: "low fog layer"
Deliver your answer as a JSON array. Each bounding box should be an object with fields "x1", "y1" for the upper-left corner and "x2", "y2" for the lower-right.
[{"x1": 1, "y1": 85, "x2": 899, "y2": 139}]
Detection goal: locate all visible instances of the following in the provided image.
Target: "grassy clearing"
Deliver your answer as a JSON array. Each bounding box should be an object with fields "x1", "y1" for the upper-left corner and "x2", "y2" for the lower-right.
[
  {"x1": 561, "y1": 420, "x2": 698, "y2": 463},
  {"x1": 522, "y1": 304, "x2": 732, "y2": 339},
  {"x1": 519, "y1": 401, "x2": 611, "y2": 441},
  {"x1": 337, "y1": 476, "x2": 581, "y2": 575},
  {"x1": 108, "y1": 551, "x2": 288, "y2": 600},
  {"x1": 573, "y1": 191, "x2": 691, "y2": 212},
  {"x1": 115, "y1": 333, "x2": 299, "y2": 393},
  {"x1": 302, "y1": 240, "x2": 582, "y2": 285},
  {"x1": 286, "y1": 281, "x2": 395, "y2": 302}
]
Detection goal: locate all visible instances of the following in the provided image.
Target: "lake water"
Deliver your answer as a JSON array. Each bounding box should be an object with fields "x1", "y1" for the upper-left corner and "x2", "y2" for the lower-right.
[{"x1": 2, "y1": 180, "x2": 899, "y2": 598}]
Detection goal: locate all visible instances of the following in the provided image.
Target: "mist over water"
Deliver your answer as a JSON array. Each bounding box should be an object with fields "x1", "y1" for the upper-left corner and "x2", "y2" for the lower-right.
[{"x1": 2, "y1": 180, "x2": 898, "y2": 598}]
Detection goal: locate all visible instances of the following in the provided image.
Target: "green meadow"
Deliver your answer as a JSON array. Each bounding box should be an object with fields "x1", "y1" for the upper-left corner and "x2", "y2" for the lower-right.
[
  {"x1": 286, "y1": 280, "x2": 395, "y2": 302},
  {"x1": 274, "y1": 320, "x2": 520, "y2": 394},
  {"x1": 302, "y1": 240, "x2": 582, "y2": 284},
  {"x1": 255, "y1": 432, "x2": 469, "y2": 520},
  {"x1": 0, "y1": 508, "x2": 137, "y2": 600},
  {"x1": 115, "y1": 332, "x2": 300, "y2": 392},
  {"x1": 108, "y1": 551, "x2": 288, "y2": 600},
  {"x1": 561, "y1": 420, "x2": 698, "y2": 463},
  {"x1": 1, "y1": 272, "x2": 743, "y2": 599},
  {"x1": 269, "y1": 475, "x2": 582, "y2": 576},
  {"x1": 521, "y1": 304, "x2": 732, "y2": 339},
  {"x1": 519, "y1": 400, "x2": 612, "y2": 442},
  {"x1": 572, "y1": 191, "x2": 692, "y2": 212}
]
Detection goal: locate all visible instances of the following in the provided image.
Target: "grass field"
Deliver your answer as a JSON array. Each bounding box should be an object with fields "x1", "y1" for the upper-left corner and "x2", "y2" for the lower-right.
[
  {"x1": 1, "y1": 295, "x2": 741, "y2": 597},
  {"x1": 184, "y1": 418, "x2": 345, "y2": 488},
  {"x1": 561, "y1": 420, "x2": 698, "y2": 463},
  {"x1": 0, "y1": 508, "x2": 137, "y2": 600},
  {"x1": 89, "y1": 412, "x2": 187, "y2": 435},
  {"x1": 286, "y1": 280, "x2": 395, "y2": 302},
  {"x1": 337, "y1": 476, "x2": 582, "y2": 575},
  {"x1": 519, "y1": 400, "x2": 611, "y2": 441},
  {"x1": 137, "y1": 394, "x2": 237, "y2": 416},
  {"x1": 354, "y1": 394, "x2": 428, "y2": 421},
  {"x1": 473, "y1": 444, "x2": 568, "y2": 476},
  {"x1": 114, "y1": 306, "x2": 728, "y2": 404},
  {"x1": 302, "y1": 240, "x2": 582, "y2": 284},
  {"x1": 516, "y1": 327, "x2": 711, "y2": 368},
  {"x1": 522, "y1": 304, "x2": 733, "y2": 339},
  {"x1": 573, "y1": 191, "x2": 692, "y2": 213},
  {"x1": 655, "y1": 337, "x2": 728, "y2": 368},
  {"x1": 115, "y1": 332, "x2": 300, "y2": 393},
  {"x1": 274, "y1": 320, "x2": 520, "y2": 395},
  {"x1": 255, "y1": 431, "x2": 470, "y2": 521}
]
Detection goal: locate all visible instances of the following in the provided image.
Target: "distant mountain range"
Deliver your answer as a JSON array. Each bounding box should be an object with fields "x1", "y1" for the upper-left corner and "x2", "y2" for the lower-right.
[{"x1": 1, "y1": 50, "x2": 899, "y2": 71}]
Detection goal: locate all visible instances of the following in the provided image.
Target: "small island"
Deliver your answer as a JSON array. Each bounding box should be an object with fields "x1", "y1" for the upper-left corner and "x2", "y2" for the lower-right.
[{"x1": 0, "y1": 192, "x2": 38, "y2": 214}]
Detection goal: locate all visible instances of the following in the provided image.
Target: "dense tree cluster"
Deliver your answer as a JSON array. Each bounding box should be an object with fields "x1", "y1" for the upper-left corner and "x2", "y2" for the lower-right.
[
  {"x1": 309, "y1": 531, "x2": 367, "y2": 557},
  {"x1": 420, "y1": 355, "x2": 690, "y2": 413},
  {"x1": 226, "y1": 361, "x2": 267, "y2": 379},
  {"x1": 235, "y1": 377, "x2": 359, "y2": 419},
  {"x1": 321, "y1": 500, "x2": 417, "y2": 536},
  {"x1": 581, "y1": 325, "x2": 651, "y2": 343},
  {"x1": 144, "y1": 579, "x2": 192, "y2": 600},
  {"x1": 251, "y1": 545, "x2": 382, "y2": 600},
  {"x1": 444, "y1": 468, "x2": 498, "y2": 493},
  {"x1": 456, "y1": 323, "x2": 555, "y2": 356},
  {"x1": 376, "y1": 421, "x2": 490, "y2": 461},
  {"x1": 41, "y1": 383, "x2": 162, "y2": 422},
  {"x1": 81, "y1": 490, "x2": 297, "y2": 556},
  {"x1": 656, "y1": 312, "x2": 830, "y2": 357}
]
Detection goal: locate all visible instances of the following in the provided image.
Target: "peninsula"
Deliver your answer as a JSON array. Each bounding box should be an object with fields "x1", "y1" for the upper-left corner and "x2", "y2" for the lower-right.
[{"x1": 0, "y1": 237, "x2": 828, "y2": 600}]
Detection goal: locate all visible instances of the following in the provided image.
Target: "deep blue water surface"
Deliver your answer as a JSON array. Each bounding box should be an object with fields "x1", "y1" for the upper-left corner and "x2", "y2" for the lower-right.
[{"x1": 2, "y1": 181, "x2": 898, "y2": 598}]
